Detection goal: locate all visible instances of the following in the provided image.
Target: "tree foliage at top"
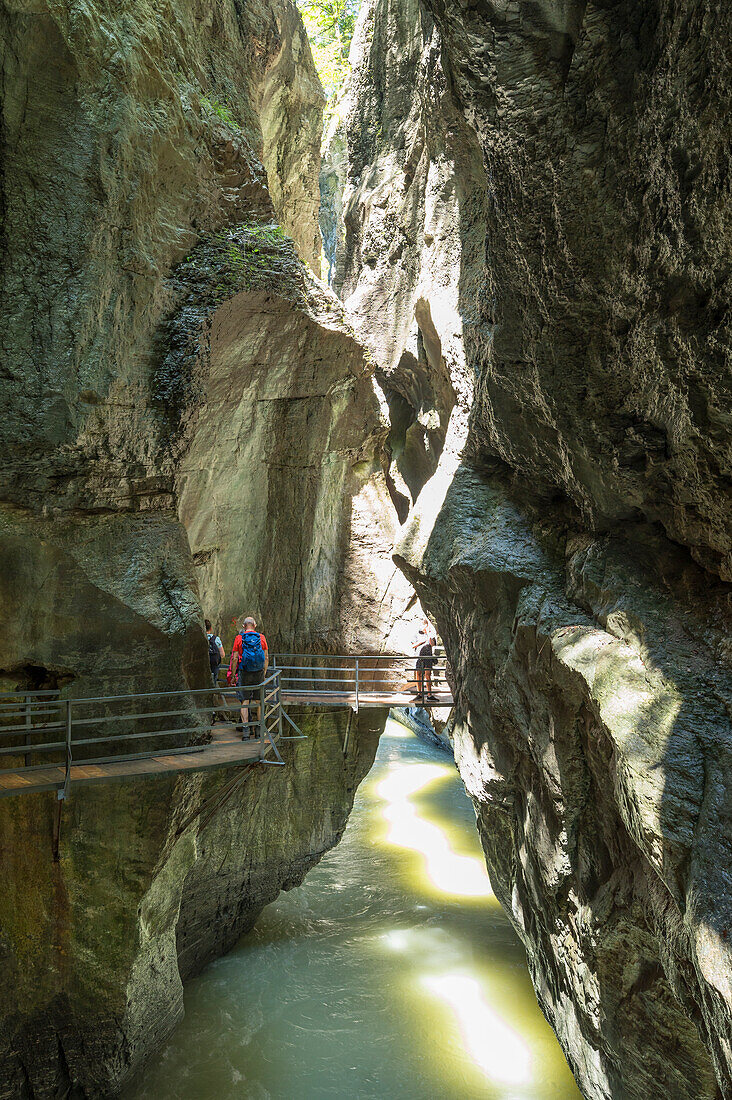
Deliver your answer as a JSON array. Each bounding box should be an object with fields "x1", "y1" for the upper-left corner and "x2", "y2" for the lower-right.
[{"x1": 296, "y1": 0, "x2": 360, "y2": 100}]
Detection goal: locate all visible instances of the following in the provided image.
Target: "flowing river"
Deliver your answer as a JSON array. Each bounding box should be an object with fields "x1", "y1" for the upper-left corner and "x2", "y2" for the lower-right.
[{"x1": 129, "y1": 719, "x2": 582, "y2": 1100}]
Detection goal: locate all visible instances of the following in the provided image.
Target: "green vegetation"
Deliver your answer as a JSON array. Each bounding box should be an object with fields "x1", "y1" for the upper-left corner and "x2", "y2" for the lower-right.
[
  {"x1": 177, "y1": 223, "x2": 301, "y2": 306},
  {"x1": 201, "y1": 95, "x2": 240, "y2": 132},
  {"x1": 218, "y1": 225, "x2": 290, "y2": 289},
  {"x1": 296, "y1": 0, "x2": 360, "y2": 101}
]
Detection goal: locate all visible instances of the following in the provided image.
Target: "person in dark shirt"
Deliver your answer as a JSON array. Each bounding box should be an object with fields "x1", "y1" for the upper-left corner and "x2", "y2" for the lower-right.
[
  {"x1": 412, "y1": 618, "x2": 437, "y2": 701},
  {"x1": 205, "y1": 619, "x2": 225, "y2": 687}
]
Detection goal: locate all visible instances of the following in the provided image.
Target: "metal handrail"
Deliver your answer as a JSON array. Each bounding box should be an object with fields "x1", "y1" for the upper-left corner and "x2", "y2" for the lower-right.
[
  {"x1": 0, "y1": 670, "x2": 288, "y2": 799},
  {"x1": 263, "y1": 652, "x2": 449, "y2": 714},
  {"x1": 0, "y1": 652, "x2": 450, "y2": 803},
  {"x1": 271, "y1": 653, "x2": 446, "y2": 660}
]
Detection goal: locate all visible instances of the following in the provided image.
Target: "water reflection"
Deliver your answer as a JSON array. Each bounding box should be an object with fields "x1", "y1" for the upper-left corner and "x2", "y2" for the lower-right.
[
  {"x1": 376, "y1": 762, "x2": 494, "y2": 899},
  {"x1": 126, "y1": 720, "x2": 582, "y2": 1100},
  {"x1": 423, "y1": 972, "x2": 532, "y2": 1087}
]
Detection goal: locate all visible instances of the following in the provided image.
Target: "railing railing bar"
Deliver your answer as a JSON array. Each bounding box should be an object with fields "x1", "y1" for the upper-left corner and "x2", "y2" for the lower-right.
[
  {"x1": 0, "y1": 740, "x2": 67, "y2": 757},
  {"x1": 272, "y1": 653, "x2": 444, "y2": 660},
  {"x1": 279, "y1": 686, "x2": 357, "y2": 694},
  {"x1": 69, "y1": 707, "x2": 211, "y2": 728},
  {"x1": 71, "y1": 726, "x2": 209, "y2": 748},
  {"x1": 277, "y1": 675, "x2": 358, "y2": 685},
  {"x1": 0, "y1": 690, "x2": 61, "y2": 700},
  {"x1": 273, "y1": 665, "x2": 361, "y2": 673},
  {"x1": 0, "y1": 708, "x2": 65, "y2": 722},
  {"x1": 63, "y1": 675, "x2": 280, "y2": 707},
  {"x1": 275, "y1": 664, "x2": 445, "y2": 674},
  {"x1": 0, "y1": 708, "x2": 64, "y2": 721},
  {"x1": 273, "y1": 664, "x2": 446, "y2": 674},
  {"x1": 282, "y1": 689, "x2": 359, "y2": 695},
  {"x1": 263, "y1": 704, "x2": 278, "y2": 723},
  {"x1": 0, "y1": 722, "x2": 66, "y2": 736}
]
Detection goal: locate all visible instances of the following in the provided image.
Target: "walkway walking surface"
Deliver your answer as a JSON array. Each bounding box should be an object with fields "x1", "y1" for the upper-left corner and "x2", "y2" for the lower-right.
[
  {"x1": 0, "y1": 686, "x2": 454, "y2": 798},
  {"x1": 0, "y1": 723, "x2": 267, "y2": 797}
]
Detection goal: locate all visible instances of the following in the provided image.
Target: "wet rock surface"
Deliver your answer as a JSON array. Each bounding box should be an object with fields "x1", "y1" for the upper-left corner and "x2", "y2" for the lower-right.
[
  {"x1": 339, "y1": 0, "x2": 732, "y2": 1096},
  {"x1": 390, "y1": 706, "x2": 454, "y2": 755}
]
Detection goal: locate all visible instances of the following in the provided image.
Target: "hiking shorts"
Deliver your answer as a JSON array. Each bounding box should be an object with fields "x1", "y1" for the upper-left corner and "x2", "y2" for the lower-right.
[
  {"x1": 237, "y1": 668, "x2": 262, "y2": 703},
  {"x1": 416, "y1": 644, "x2": 436, "y2": 671}
]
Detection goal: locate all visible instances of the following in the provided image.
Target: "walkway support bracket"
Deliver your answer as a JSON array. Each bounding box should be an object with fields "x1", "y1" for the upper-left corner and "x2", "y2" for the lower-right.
[
  {"x1": 280, "y1": 710, "x2": 305, "y2": 739},
  {"x1": 259, "y1": 675, "x2": 285, "y2": 765}
]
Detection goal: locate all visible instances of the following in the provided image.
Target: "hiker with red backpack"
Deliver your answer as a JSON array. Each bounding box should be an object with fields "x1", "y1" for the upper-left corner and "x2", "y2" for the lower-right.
[{"x1": 229, "y1": 616, "x2": 268, "y2": 739}]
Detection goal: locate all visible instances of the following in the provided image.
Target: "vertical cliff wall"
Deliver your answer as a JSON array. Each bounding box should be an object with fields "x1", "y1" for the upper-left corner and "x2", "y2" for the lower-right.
[
  {"x1": 0, "y1": 0, "x2": 404, "y2": 1094},
  {"x1": 337, "y1": 0, "x2": 732, "y2": 1096}
]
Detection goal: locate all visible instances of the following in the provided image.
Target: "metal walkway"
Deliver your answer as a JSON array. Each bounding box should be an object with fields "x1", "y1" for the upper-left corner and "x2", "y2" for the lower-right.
[
  {"x1": 272, "y1": 652, "x2": 452, "y2": 711},
  {"x1": 0, "y1": 654, "x2": 452, "y2": 803},
  {"x1": 0, "y1": 722, "x2": 268, "y2": 797}
]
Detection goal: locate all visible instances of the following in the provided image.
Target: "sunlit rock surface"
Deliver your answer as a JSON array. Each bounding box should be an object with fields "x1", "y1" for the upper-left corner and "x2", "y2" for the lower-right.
[
  {"x1": 257, "y1": 0, "x2": 325, "y2": 269},
  {"x1": 336, "y1": 0, "x2": 485, "y2": 520},
  {"x1": 340, "y1": 0, "x2": 732, "y2": 1096}
]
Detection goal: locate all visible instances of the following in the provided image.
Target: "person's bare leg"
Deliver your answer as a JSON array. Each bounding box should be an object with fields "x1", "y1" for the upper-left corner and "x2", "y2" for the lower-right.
[{"x1": 425, "y1": 669, "x2": 432, "y2": 696}]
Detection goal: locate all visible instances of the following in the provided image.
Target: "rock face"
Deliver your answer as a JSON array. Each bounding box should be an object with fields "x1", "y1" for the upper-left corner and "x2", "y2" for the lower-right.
[
  {"x1": 0, "y1": 0, "x2": 401, "y2": 1094},
  {"x1": 338, "y1": 0, "x2": 732, "y2": 1097},
  {"x1": 257, "y1": 0, "x2": 326, "y2": 269}
]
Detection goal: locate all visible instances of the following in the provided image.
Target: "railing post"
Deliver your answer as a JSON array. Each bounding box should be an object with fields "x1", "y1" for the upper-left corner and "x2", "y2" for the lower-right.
[
  {"x1": 24, "y1": 694, "x2": 31, "y2": 768},
  {"x1": 53, "y1": 699, "x2": 72, "y2": 861},
  {"x1": 355, "y1": 657, "x2": 359, "y2": 711},
  {"x1": 277, "y1": 670, "x2": 283, "y2": 743},
  {"x1": 258, "y1": 680, "x2": 266, "y2": 760},
  {"x1": 63, "y1": 699, "x2": 72, "y2": 799}
]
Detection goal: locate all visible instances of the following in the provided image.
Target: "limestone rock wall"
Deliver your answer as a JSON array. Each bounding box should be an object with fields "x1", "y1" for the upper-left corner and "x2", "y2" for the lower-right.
[
  {"x1": 0, "y1": 0, "x2": 401, "y2": 1094},
  {"x1": 426, "y1": 0, "x2": 732, "y2": 584},
  {"x1": 334, "y1": 0, "x2": 486, "y2": 520},
  {"x1": 319, "y1": 95, "x2": 349, "y2": 285},
  {"x1": 339, "y1": 0, "x2": 732, "y2": 1096},
  {"x1": 257, "y1": 0, "x2": 326, "y2": 269}
]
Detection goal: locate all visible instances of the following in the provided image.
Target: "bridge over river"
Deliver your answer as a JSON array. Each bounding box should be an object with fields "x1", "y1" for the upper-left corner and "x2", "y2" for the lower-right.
[{"x1": 0, "y1": 654, "x2": 453, "y2": 805}]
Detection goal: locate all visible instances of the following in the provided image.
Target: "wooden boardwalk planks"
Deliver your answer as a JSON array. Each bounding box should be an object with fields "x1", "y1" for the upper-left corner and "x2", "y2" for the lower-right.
[{"x1": 0, "y1": 728, "x2": 265, "y2": 799}]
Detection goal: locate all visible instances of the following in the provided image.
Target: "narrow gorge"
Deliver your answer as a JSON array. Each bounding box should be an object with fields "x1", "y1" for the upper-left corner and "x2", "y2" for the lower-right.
[{"x1": 0, "y1": 0, "x2": 730, "y2": 1097}]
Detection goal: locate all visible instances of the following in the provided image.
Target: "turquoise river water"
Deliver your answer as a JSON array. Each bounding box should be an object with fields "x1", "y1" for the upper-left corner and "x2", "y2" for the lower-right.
[{"x1": 128, "y1": 719, "x2": 582, "y2": 1099}]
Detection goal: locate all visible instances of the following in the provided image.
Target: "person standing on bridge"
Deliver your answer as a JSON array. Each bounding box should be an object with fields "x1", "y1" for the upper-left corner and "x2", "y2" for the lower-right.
[
  {"x1": 412, "y1": 618, "x2": 437, "y2": 702},
  {"x1": 230, "y1": 617, "x2": 269, "y2": 738}
]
